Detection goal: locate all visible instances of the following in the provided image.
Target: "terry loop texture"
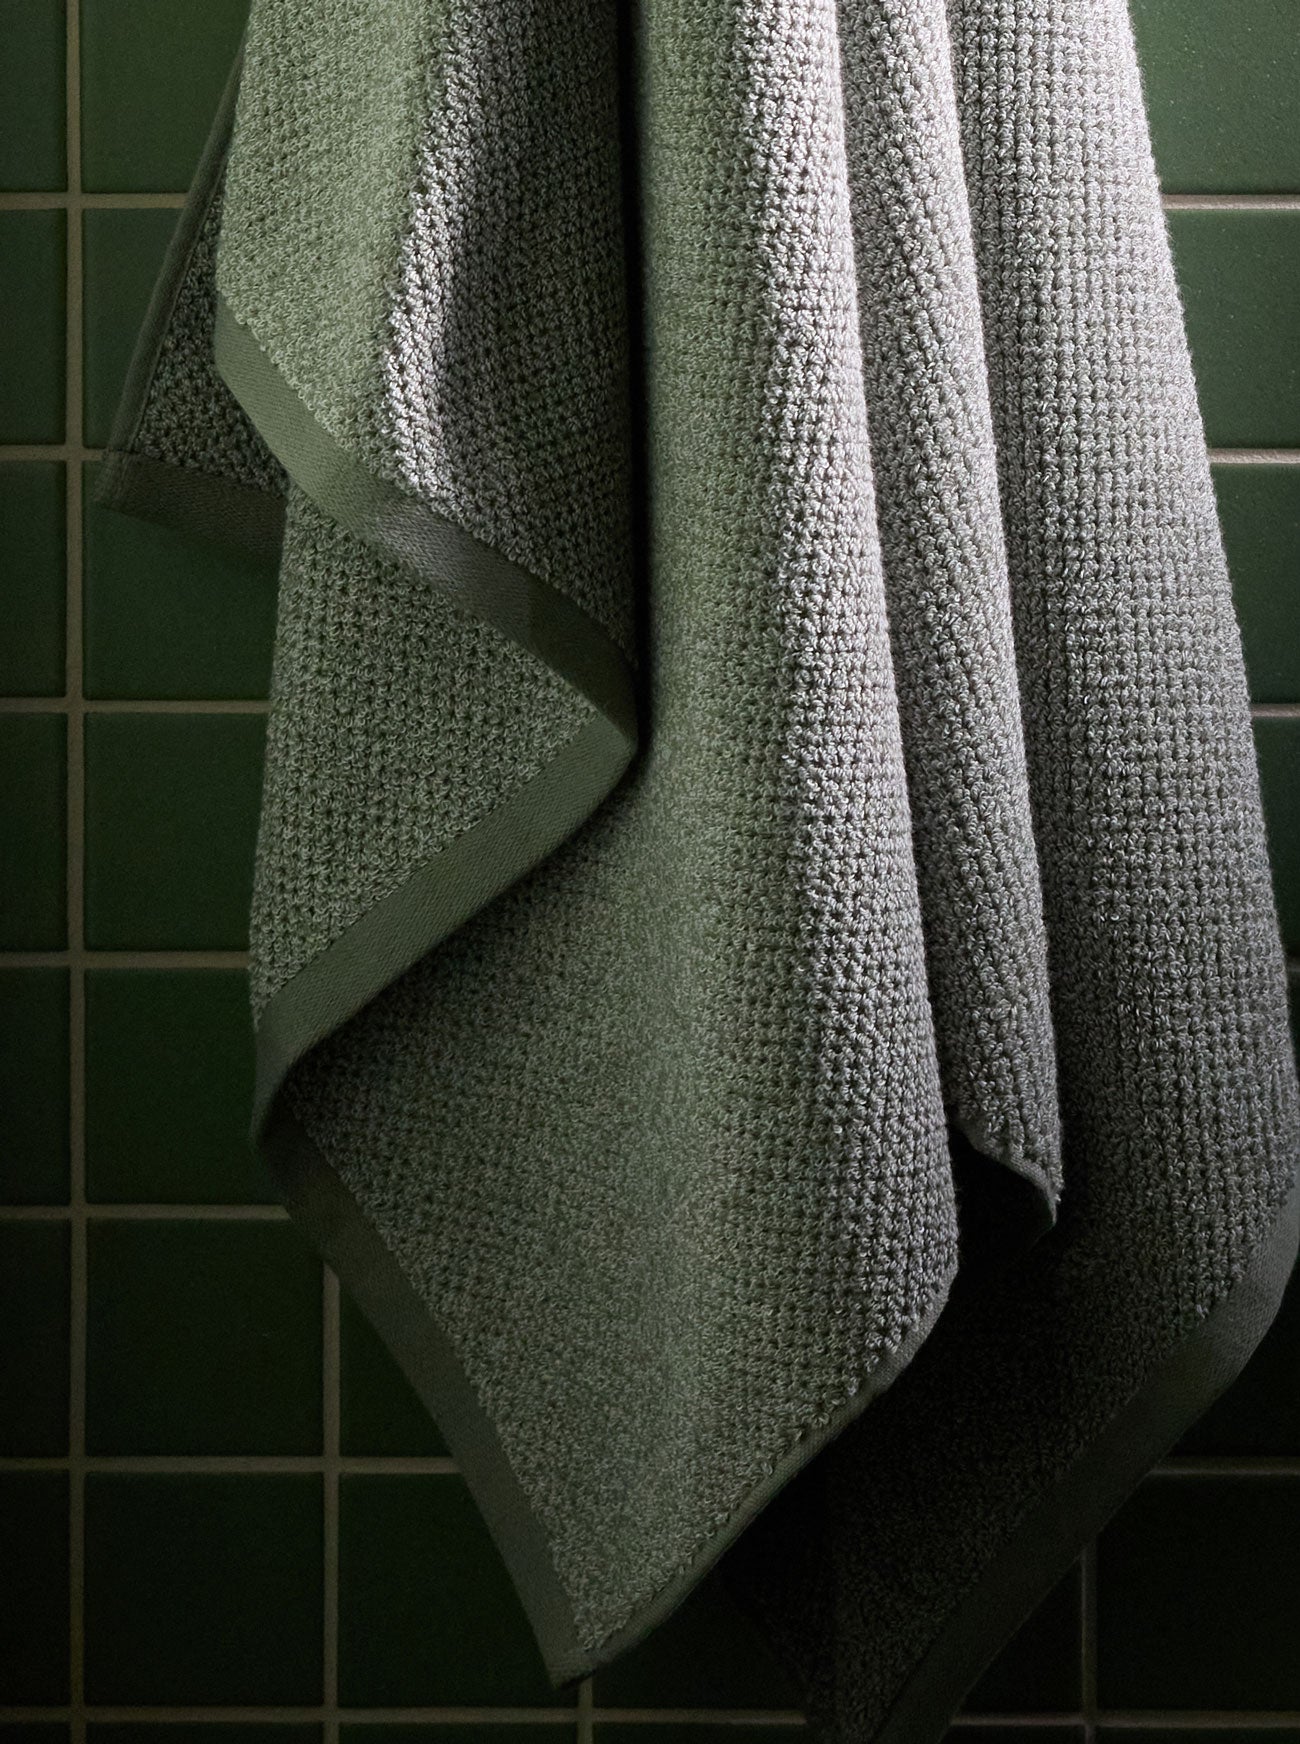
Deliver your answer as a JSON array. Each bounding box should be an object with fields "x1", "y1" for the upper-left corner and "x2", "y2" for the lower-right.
[{"x1": 96, "y1": 0, "x2": 1300, "y2": 1738}]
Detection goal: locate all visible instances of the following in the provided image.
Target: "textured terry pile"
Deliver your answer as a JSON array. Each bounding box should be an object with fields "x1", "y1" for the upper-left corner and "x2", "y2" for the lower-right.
[{"x1": 97, "y1": 0, "x2": 1300, "y2": 1737}]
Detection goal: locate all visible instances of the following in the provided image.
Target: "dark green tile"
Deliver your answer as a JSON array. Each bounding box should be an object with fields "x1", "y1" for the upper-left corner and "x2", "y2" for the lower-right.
[
  {"x1": 1096, "y1": 1475, "x2": 1300, "y2": 1708},
  {"x1": 339, "y1": 1475, "x2": 554, "y2": 1705},
  {"x1": 81, "y1": 0, "x2": 249, "y2": 193},
  {"x1": 948, "y1": 1733, "x2": 1083, "y2": 1744},
  {"x1": 1170, "y1": 211, "x2": 1300, "y2": 449},
  {"x1": 0, "y1": 1220, "x2": 69, "y2": 1455},
  {"x1": 961, "y1": 1563, "x2": 1081, "y2": 1714},
  {"x1": 346, "y1": 1733, "x2": 574, "y2": 1744},
  {"x1": 1214, "y1": 464, "x2": 1300, "y2": 703},
  {"x1": 0, "y1": 713, "x2": 66, "y2": 949},
  {"x1": 0, "y1": 1729, "x2": 72, "y2": 1744},
  {"x1": 0, "y1": 968, "x2": 69, "y2": 1205},
  {"x1": 82, "y1": 208, "x2": 176, "y2": 448},
  {"x1": 1129, "y1": 0, "x2": 1300, "y2": 194},
  {"x1": 85, "y1": 1473, "x2": 323, "y2": 1703},
  {"x1": 84, "y1": 712, "x2": 264, "y2": 949},
  {"x1": 0, "y1": 1472, "x2": 69, "y2": 1703},
  {"x1": 340, "y1": 1289, "x2": 447, "y2": 1457},
  {"x1": 0, "y1": 463, "x2": 65, "y2": 696},
  {"x1": 597, "y1": 1731, "x2": 801, "y2": 1744},
  {"x1": 0, "y1": 212, "x2": 64, "y2": 443},
  {"x1": 0, "y1": 0, "x2": 64, "y2": 190},
  {"x1": 1255, "y1": 716, "x2": 1300, "y2": 955},
  {"x1": 83, "y1": 461, "x2": 277, "y2": 700},
  {"x1": 592, "y1": 1566, "x2": 801, "y2": 1708},
  {"x1": 1179, "y1": 1250, "x2": 1300, "y2": 1454},
  {"x1": 87, "y1": 1218, "x2": 321, "y2": 1455},
  {"x1": 1102, "y1": 1731, "x2": 1300, "y2": 1743},
  {"x1": 93, "y1": 1727, "x2": 321, "y2": 1744},
  {"x1": 85, "y1": 968, "x2": 274, "y2": 1203}
]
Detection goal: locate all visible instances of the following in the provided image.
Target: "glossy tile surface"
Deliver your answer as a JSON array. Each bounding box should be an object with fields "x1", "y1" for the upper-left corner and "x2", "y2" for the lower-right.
[
  {"x1": 0, "y1": 1220, "x2": 69, "y2": 1454},
  {"x1": 84, "y1": 1473, "x2": 323, "y2": 1703},
  {"x1": 339, "y1": 1290, "x2": 447, "y2": 1457},
  {"x1": 0, "y1": 213, "x2": 65, "y2": 442},
  {"x1": 0, "y1": 968, "x2": 69, "y2": 1205},
  {"x1": 1130, "y1": 0, "x2": 1300, "y2": 193},
  {"x1": 1255, "y1": 716, "x2": 1300, "y2": 953},
  {"x1": 1171, "y1": 211, "x2": 1300, "y2": 449},
  {"x1": 339, "y1": 1475, "x2": 554, "y2": 1705},
  {"x1": 1215, "y1": 464, "x2": 1300, "y2": 704},
  {"x1": 83, "y1": 461, "x2": 278, "y2": 699},
  {"x1": 80, "y1": 0, "x2": 249, "y2": 192},
  {"x1": 0, "y1": 1473, "x2": 69, "y2": 1703},
  {"x1": 0, "y1": 714, "x2": 66, "y2": 950},
  {"x1": 86, "y1": 1218, "x2": 321, "y2": 1454},
  {"x1": 0, "y1": 0, "x2": 64, "y2": 189},
  {"x1": 1096, "y1": 1475, "x2": 1300, "y2": 1709},
  {"x1": 0, "y1": 463, "x2": 66, "y2": 697},
  {"x1": 85, "y1": 968, "x2": 272, "y2": 1203},
  {"x1": 83, "y1": 712, "x2": 265, "y2": 949},
  {"x1": 81, "y1": 207, "x2": 176, "y2": 447}
]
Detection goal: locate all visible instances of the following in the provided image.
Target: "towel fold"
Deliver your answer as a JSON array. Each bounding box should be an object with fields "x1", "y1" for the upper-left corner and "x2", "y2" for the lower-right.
[{"x1": 97, "y1": 1, "x2": 1300, "y2": 1735}]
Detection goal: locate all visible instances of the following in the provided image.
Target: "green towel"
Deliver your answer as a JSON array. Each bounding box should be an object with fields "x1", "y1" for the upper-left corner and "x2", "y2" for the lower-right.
[{"x1": 97, "y1": 0, "x2": 1299, "y2": 1734}]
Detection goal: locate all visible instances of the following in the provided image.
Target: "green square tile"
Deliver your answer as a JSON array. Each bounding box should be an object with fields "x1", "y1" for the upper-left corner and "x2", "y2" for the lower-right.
[
  {"x1": 1101, "y1": 1731, "x2": 1300, "y2": 1743},
  {"x1": 0, "y1": 212, "x2": 65, "y2": 443},
  {"x1": 0, "y1": 969, "x2": 69, "y2": 1205},
  {"x1": 83, "y1": 461, "x2": 277, "y2": 700},
  {"x1": 1170, "y1": 211, "x2": 1300, "y2": 449},
  {"x1": 0, "y1": 464, "x2": 66, "y2": 697},
  {"x1": 1130, "y1": 0, "x2": 1300, "y2": 194},
  {"x1": 93, "y1": 1730, "x2": 320, "y2": 1744},
  {"x1": 85, "y1": 1473, "x2": 323, "y2": 1703},
  {"x1": 1180, "y1": 1247, "x2": 1300, "y2": 1454},
  {"x1": 1214, "y1": 464, "x2": 1300, "y2": 704},
  {"x1": 1096, "y1": 1475, "x2": 1300, "y2": 1708},
  {"x1": 0, "y1": 1472, "x2": 69, "y2": 1703},
  {"x1": 346, "y1": 1732, "x2": 574, "y2": 1744},
  {"x1": 0, "y1": 713, "x2": 66, "y2": 950},
  {"x1": 340, "y1": 1290, "x2": 447, "y2": 1457},
  {"x1": 339, "y1": 1475, "x2": 554, "y2": 1705},
  {"x1": 81, "y1": 0, "x2": 249, "y2": 193},
  {"x1": 87, "y1": 1218, "x2": 322, "y2": 1455},
  {"x1": 0, "y1": 1220, "x2": 69, "y2": 1455},
  {"x1": 591, "y1": 1566, "x2": 800, "y2": 1708},
  {"x1": 86, "y1": 969, "x2": 274, "y2": 1204},
  {"x1": 0, "y1": 0, "x2": 64, "y2": 190},
  {"x1": 82, "y1": 208, "x2": 176, "y2": 449},
  {"x1": 1255, "y1": 716, "x2": 1300, "y2": 954},
  {"x1": 84, "y1": 712, "x2": 264, "y2": 949},
  {"x1": 0, "y1": 1729, "x2": 72, "y2": 1744},
  {"x1": 961, "y1": 1564, "x2": 1082, "y2": 1714}
]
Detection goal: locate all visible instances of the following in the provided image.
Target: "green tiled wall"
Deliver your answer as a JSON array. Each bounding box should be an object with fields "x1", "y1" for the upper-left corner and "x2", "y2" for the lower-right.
[{"x1": 1, "y1": 1, "x2": 1297, "y2": 1738}]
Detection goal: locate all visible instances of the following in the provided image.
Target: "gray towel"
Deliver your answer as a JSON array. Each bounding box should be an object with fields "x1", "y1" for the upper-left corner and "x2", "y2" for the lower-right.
[{"x1": 96, "y1": 0, "x2": 1300, "y2": 1735}]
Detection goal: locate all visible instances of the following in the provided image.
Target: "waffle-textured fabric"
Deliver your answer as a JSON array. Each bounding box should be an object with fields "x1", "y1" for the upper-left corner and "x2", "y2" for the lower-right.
[{"x1": 96, "y1": 0, "x2": 1300, "y2": 1736}]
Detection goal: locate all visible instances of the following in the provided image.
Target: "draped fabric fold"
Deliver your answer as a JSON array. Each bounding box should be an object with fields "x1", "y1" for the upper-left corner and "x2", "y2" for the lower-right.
[{"x1": 96, "y1": 0, "x2": 1299, "y2": 1736}]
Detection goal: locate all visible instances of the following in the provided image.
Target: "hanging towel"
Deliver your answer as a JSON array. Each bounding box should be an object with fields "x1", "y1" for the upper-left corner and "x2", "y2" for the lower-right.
[{"x1": 96, "y1": 1, "x2": 1300, "y2": 1735}]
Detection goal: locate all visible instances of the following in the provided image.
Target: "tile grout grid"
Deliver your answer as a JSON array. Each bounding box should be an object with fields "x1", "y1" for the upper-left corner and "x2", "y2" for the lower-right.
[{"x1": 1, "y1": 3, "x2": 1297, "y2": 1735}]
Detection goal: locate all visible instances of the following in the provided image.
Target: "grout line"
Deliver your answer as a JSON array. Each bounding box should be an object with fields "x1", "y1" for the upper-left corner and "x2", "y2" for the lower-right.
[
  {"x1": 0, "y1": 696, "x2": 271, "y2": 714},
  {"x1": 0, "y1": 1202, "x2": 289, "y2": 1221},
  {"x1": 1080, "y1": 1543, "x2": 1098, "y2": 1743},
  {"x1": 1250, "y1": 703, "x2": 1300, "y2": 719},
  {"x1": 1207, "y1": 448, "x2": 1300, "y2": 466},
  {"x1": 0, "y1": 1455, "x2": 460, "y2": 1475},
  {"x1": 578, "y1": 1676, "x2": 595, "y2": 1744},
  {"x1": 323, "y1": 1266, "x2": 342, "y2": 1743},
  {"x1": 1162, "y1": 193, "x2": 1300, "y2": 210},
  {"x1": 0, "y1": 445, "x2": 105, "y2": 461},
  {"x1": 0, "y1": 190, "x2": 188, "y2": 209},
  {"x1": 63, "y1": 7, "x2": 87, "y2": 1742},
  {"x1": 0, "y1": 950, "x2": 250, "y2": 968}
]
